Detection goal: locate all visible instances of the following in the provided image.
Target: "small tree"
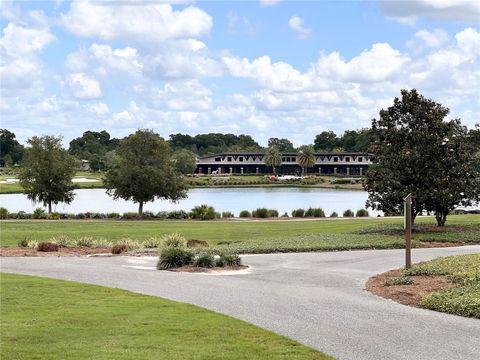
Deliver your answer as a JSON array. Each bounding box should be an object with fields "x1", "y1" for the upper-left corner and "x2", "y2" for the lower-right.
[
  {"x1": 365, "y1": 89, "x2": 480, "y2": 226},
  {"x1": 104, "y1": 129, "x2": 188, "y2": 215},
  {"x1": 297, "y1": 145, "x2": 316, "y2": 174},
  {"x1": 264, "y1": 146, "x2": 282, "y2": 174},
  {"x1": 18, "y1": 135, "x2": 76, "y2": 213}
]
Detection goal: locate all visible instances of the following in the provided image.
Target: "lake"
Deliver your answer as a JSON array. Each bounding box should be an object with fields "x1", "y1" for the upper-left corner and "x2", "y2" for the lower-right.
[{"x1": 0, "y1": 188, "x2": 378, "y2": 216}]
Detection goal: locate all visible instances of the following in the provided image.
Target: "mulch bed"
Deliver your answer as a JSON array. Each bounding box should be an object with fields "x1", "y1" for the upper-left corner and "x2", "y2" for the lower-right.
[
  {"x1": 169, "y1": 265, "x2": 248, "y2": 273},
  {"x1": 366, "y1": 269, "x2": 455, "y2": 306},
  {"x1": 0, "y1": 246, "x2": 112, "y2": 257}
]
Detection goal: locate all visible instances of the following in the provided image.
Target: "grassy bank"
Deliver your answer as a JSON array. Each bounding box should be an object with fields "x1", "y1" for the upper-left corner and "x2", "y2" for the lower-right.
[
  {"x1": 0, "y1": 273, "x2": 331, "y2": 359},
  {"x1": 404, "y1": 254, "x2": 480, "y2": 318},
  {"x1": 1, "y1": 215, "x2": 479, "y2": 253}
]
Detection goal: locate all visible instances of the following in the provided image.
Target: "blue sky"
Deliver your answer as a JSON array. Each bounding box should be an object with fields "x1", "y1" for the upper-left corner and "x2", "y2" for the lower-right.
[{"x1": 1, "y1": 0, "x2": 479, "y2": 146}]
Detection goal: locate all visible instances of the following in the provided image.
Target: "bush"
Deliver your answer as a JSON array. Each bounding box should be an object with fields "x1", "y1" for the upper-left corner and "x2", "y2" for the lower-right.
[
  {"x1": 118, "y1": 238, "x2": 141, "y2": 250},
  {"x1": 33, "y1": 208, "x2": 46, "y2": 219},
  {"x1": 0, "y1": 207, "x2": 7, "y2": 219},
  {"x1": 37, "y1": 242, "x2": 59, "y2": 252},
  {"x1": 27, "y1": 240, "x2": 38, "y2": 249},
  {"x1": 187, "y1": 239, "x2": 209, "y2": 248},
  {"x1": 267, "y1": 209, "x2": 279, "y2": 217},
  {"x1": 305, "y1": 208, "x2": 325, "y2": 217},
  {"x1": 48, "y1": 212, "x2": 61, "y2": 220},
  {"x1": 75, "y1": 213, "x2": 86, "y2": 219},
  {"x1": 17, "y1": 238, "x2": 30, "y2": 247},
  {"x1": 330, "y1": 211, "x2": 338, "y2": 218},
  {"x1": 16, "y1": 211, "x2": 29, "y2": 219},
  {"x1": 93, "y1": 238, "x2": 113, "y2": 248},
  {"x1": 112, "y1": 244, "x2": 127, "y2": 254},
  {"x1": 217, "y1": 253, "x2": 242, "y2": 267},
  {"x1": 106, "y1": 212, "x2": 121, "y2": 219},
  {"x1": 193, "y1": 251, "x2": 215, "y2": 268},
  {"x1": 281, "y1": 212, "x2": 289, "y2": 218},
  {"x1": 75, "y1": 236, "x2": 96, "y2": 247},
  {"x1": 420, "y1": 285, "x2": 480, "y2": 318},
  {"x1": 162, "y1": 233, "x2": 187, "y2": 248},
  {"x1": 356, "y1": 209, "x2": 369, "y2": 217},
  {"x1": 156, "y1": 211, "x2": 169, "y2": 219},
  {"x1": 384, "y1": 276, "x2": 414, "y2": 286},
  {"x1": 190, "y1": 204, "x2": 217, "y2": 220},
  {"x1": 167, "y1": 210, "x2": 188, "y2": 219},
  {"x1": 239, "y1": 210, "x2": 251, "y2": 218},
  {"x1": 291, "y1": 208, "x2": 305, "y2": 217},
  {"x1": 122, "y1": 212, "x2": 138, "y2": 220},
  {"x1": 343, "y1": 209, "x2": 354, "y2": 217},
  {"x1": 157, "y1": 247, "x2": 193, "y2": 270},
  {"x1": 222, "y1": 211, "x2": 234, "y2": 218},
  {"x1": 252, "y1": 208, "x2": 269, "y2": 218},
  {"x1": 50, "y1": 235, "x2": 73, "y2": 248},
  {"x1": 143, "y1": 237, "x2": 162, "y2": 248}
]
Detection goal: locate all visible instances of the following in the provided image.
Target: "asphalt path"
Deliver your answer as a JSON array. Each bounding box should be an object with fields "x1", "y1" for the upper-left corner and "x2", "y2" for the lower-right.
[{"x1": 2, "y1": 246, "x2": 480, "y2": 360}]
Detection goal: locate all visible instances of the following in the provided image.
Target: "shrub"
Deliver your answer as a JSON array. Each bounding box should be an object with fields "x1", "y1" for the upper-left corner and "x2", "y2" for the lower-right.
[
  {"x1": 157, "y1": 247, "x2": 193, "y2": 270},
  {"x1": 193, "y1": 251, "x2": 215, "y2": 268},
  {"x1": 27, "y1": 240, "x2": 38, "y2": 249},
  {"x1": 291, "y1": 208, "x2": 305, "y2": 217},
  {"x1": 384, "y1": 276, "x2": 414, "y2": 286},
  {"x1": 50, "y1": 235, "x2": 73, "y2": 248},
  {"x1": 252, "y1": 208, "x2": 269, "y2": 218},
  {"x1": 343, "y1": 209, "x2": 354, "y2": 217},
  {"x1": 33, "y1": 208, "x2": 46, "y2": 219},
  {"x1": 143, "y1": 237, "x2": 163, "y2": 248},
  {"x1": 167, "y1": 210, "x2": 188, "y2": 219},
  {"x1": 330, "y1": 211, "x2": 338, "y2": 218},
  {"x1": 239, "y1": 210, "x2": 251, "y2": 218},
  {"x1": 356, "y1": 209, "x2": 369, "y2": 217},
  {"x1": 0, "y1": 207, "x2": 7, "y2": 219},
  {"x1": 37, "y1": 242, "x2": 59, "y2": 252},
  {"x1": 122, "y1": 212, "x2": 138, "y2": 220},
  {"x1": 217, "y1": 253, "x2": 242, "y2": 267},
  {"x1": 142, "y1": 211, "x2": 155, "y2": 219},
  {"x1": 48, "y1": 212, "x2": 61, "y2": 220},
  {"x1": 75, "y1": 213, "x2": 86, "y2": 219},
  {"x1": 190, "y1": 204, "x2": 217, "y2": 220},
  {"x1": 16, "y1": 211, "x2": 29, "y2": 219},
  {"x1": 106, "y1": 212, "x2": 120, "y2": 219},
  {"x1": 17, "y1": 238, "x2": 30, "y2": 247},
  {"x1": 162, "y1": 233, "x2": 187, "y2": 248},
  {"x1": 267, "y1": 209, "x2": 279, "y2": 217},
  {"x1": 222, "y1": 211, "x2": 234, "y2": 218},
  {"x1": 186, "y1": 239, "x2": 209, "y2": 248},
  {"x1": 118, "y1": 238, "x2": 141, "y2": 250},
  {"x1": 281, "y1": 212, "x2": 289, "y2": 218},
  {"x1": 112, "y1": 244, "x2": 127, "y2": 254},
  {"x1": 75, "y1": 236, "x2": 96, "y2": 247},
  {"x1": 305, "y1": 208, "x2": 325, "y2": 217},
  {"x1": 93, "y1": 238, "x2": 113, "y2": 248},
  {"x1": 156, "y1": 211, "x2": 169, "y2": 219}
]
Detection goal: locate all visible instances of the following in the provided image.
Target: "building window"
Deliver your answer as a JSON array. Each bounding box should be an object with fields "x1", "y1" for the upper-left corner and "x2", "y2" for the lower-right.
[
  {"x1": 215, "y1": 157, "x2": 221, "y2": 162},
  {"x1": 227, "y1": 157, "x2": 232, "y2": 162},
  {"x1": 333, "y1": 157, "x2": 338, "y2": 162},
  {"x1": 239, "y1": 157, "x2": 244, "y2": 162},
  {"x1": 358, "y1": 157, "x2": 363, "y2": 162},
  {"x1": 282, "y1": 157, "x2": 286, "y2": 162},
  {"x1": 346, "y1": 157, "x2": 350, "y2": 162}
]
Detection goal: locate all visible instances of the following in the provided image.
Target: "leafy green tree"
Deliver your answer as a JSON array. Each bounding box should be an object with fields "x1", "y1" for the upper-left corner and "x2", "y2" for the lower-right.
[
  {"x1": 104, "y1": 129, "x2": 188, "y2": 215},
  {"x1": 0, "y1": 129, "x2": 24, "y2": 165},
  {"x1": 364, "y1": 89, "x2": 480, "y2": 226},
  {"x1": 297, "y1": 145, "x2": 316, "y2": 174},
  {"x1": 313, "y1": 131, "x2": 340, "y2": 151},
  {"x1": 268, "y1": 138, "x2": 295, "y2": 152},
  {"x1": 18, "y1": 135, "x2": 76, "y2": 213},
  {"x1": 68, "y1": 130, "x2": 119, "y2": 170},
  {"x1": 264, "y1": 146, "x2": 282, "y2": 174},
  {"x1": 172, "y1": 149, "x2": 197, "y2": 175}
]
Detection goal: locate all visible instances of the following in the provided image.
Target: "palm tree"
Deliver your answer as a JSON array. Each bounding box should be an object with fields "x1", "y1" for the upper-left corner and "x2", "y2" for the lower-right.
[
  {"x1": 264, "y1": 146, "x2": 282, "y2": 174},
  {"x1": 297, "y1": 145, "x2": 316, "y2": 175}
]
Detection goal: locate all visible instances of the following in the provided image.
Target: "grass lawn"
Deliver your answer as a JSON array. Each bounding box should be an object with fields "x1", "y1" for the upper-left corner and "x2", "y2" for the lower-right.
[
  {"x1": 1, "y1": 215, "x2": 479, "y2": 253},
  {"x1": 0, "y1": 273, "x2": 331, "y2": 360},
  {"x1": 403, "y1": 254, "x2": 480, "y2": 318}
]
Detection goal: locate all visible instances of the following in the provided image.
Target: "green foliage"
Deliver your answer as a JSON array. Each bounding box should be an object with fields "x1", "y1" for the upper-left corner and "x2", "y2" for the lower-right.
[
  {"x1": 268, "y1": 138, "x2": 295, "y2": 152},
  {"x1": 117, "y1": 238, "x2": 141, "y2": 250},
  {"x1": 169, "y1": 133, "x2": 261, "y2": 155},
  {"x1": 420, "y1": 285, "x2": 480, "y2": 318},
  {"x1": 222, "y1": 211, "x2": 234, "y2": 218},
  {"x1": 33, "y1": 208, "x2": 47, "y2": 219},
  {"x1": 343, "y1": 209, "x2": 354, "y2": 217},
  {"x1": 217, "y1": 253, "x2": 242, "y2": 267},
  {"x1": 365, "y1": 89, "x2": 480, "y2": 226},
  {"x1": 17, "y1": 238, "x2": 30, "y2": 247},
  {"x1": 190, "y1": 204, "x2": 217, "y2": 220},
  {"x1": 143, "y1": 237, "x2": 163, "y2": 248},
  {"x1": 239, "y1": 210, "x2": 251, "y2": 218},
  {"x1": 305, "y1": 208, "x2": 325, "y2": 217},
  {"x1": 157, "y1": 247, "x2": 193, "y2": 269},
  {"x1": 355, "y1": 209, "x2": 369, "y2": 217},
  {"x1": 18, "y1": 135, "x2": 76, "y2": 213},
  {"x1": 297, "y1": 145, "x2": 316, "y2": 174},
  {"x1": 68, "y1": 130, "x2": 119, "y2": 171},
  {"x1": 330, "y1": 211, "x2": 338, "y2": 218},
  {"x1": 76, "y1": 236, "x2": 96, "y2": 247},
  {"x1": 50, "y1": 235, "x2": 73, "y2": 248},
  {"x1": 161, "y1": 233, "x2": 187, "y2": 248},
  {"x1": 314, "y1": 129, "x2": 371, "y2": 152},
  {"x1": 251, "y1": 208, "x2": 269, "y2": 218},
  {"x1": 172, "y1": 149, "x2": 197, "y2": 175},
  {"x1": 292, "y1": 208, "x2": 305, "y2": 217},
  {"x1": 104, "y1": 129, "x2": 188, "y2": 215},
  {"x1": 193, "y1": 251, "x2": 215, "y2": 268},
  {"x1": 0, "y1": 207, "x2": 7, "y2": 219},
  {"x1": 384, "y1": 277, "x2": 414, "y2": 286},
  {"x1": 265, "y1": 146, "x2": 282, "y2": 174},
  {"x1": 0, "y1": 129, "x2": 24, "y2": 165}
]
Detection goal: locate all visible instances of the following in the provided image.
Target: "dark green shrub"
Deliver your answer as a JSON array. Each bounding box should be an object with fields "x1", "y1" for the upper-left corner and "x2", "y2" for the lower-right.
[
  {"x1": 281, "y1": 212, "x2": 289, "y2": 217},
  {"x1": 106, "y1": 212, "x2": 120, "y2": 219},
  {"x1": 239, "y1": 210, "x2": 251, "y2": 218},
  {"x1": 157, "y1": 247, "x2": 193, "y2": 270},
  {"x1": 305, "y1": 208, "x2": 325, "y2": 217},
  {"x1": 17, "y1": 238, "x2": 29, "y2": 247},
  {"x1": 330, "y1": 211, "x2": 338, "y2": 218},
  {"x1": 168, "y1": 210, "x2": 188, "y2": 219},
  {"x1": 190, "y1": 204, "x2": 216, "y2": 220},
  {"x1": 356, "y1": 209, "x2": 369, "y2": 217},
  {"x1": 343, "y1": 209, "x2": 354, "y2": 217},
  {"x1": 267, "y1": 209, "x2": 279, "y2": 217},
  {"x1": 156, "y1": 211, "x2": 169, "y2": 219},
  {"x1": 193, "y1": 251, "x2": 215, "y2": 268},
  {"x1": 48, "y1": 212, "x2": 61, "y2": 220},
  {"x1": 33, "y1": 208, "x2": 46, "y2": 219},
  {"x1": 122, "y1": 212, "x2": 138, "y2": 219},
  {"x1": 0, "y1": 207, "x2": 8, "y2": 219},
  {"x1": 16, "y1": 211, "x2": 28, "y2": 219},
  {"x1": 384, "y1": 276, "x2": 414, "y2": 286},
  {"x1": 217, "y1": 253, "x2": 242, "y2": 267},
  {"x1": 252, "y1": 208, "x2": 269, "y2": 218},
  {"x1": 222, "y1": 211, "x2": 234, "y2": 218},
  {"x1": 291, "y1": 208, "x2": 305, "y2": 217},
  {"x1": 75, "y1": 213, "x2": 86, "y2": 219}
]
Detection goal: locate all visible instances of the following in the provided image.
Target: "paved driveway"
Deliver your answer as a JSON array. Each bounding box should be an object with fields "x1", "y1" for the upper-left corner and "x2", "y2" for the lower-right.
[{"x1": 2, "y1": 246, "x2": 480, "y2": 360}]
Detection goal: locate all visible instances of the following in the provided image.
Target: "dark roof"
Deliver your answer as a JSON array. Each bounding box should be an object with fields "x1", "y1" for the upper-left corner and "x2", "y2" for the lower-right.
[{"x1": 198, "y1": 151, "x2": 370, "y2": 159}]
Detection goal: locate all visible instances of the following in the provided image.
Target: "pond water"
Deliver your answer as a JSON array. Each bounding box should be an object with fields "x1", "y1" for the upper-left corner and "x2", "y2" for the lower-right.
[{"x1": 0, "y1": 187, "x2": 379, "y2": 216}]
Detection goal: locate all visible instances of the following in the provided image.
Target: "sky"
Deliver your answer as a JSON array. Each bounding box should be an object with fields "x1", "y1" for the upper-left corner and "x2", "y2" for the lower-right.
[{"x1": 1, "y1": 0, "x2": 479, "y2": 147}]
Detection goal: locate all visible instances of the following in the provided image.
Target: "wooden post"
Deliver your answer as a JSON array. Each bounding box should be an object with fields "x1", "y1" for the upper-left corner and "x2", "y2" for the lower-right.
[{"x1": 404, "y1": 193, "x2": 412, "y2": 269}]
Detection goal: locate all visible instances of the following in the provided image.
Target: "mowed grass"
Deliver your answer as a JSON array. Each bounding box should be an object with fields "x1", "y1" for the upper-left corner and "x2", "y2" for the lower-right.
[
  {"x1": 0, "y1": 273, "x2": 331, "y2": 360},
  {"x1": 1, "y1": 215, "x2": 479, "y2": 253},
  {"x1": 404, "y1": 254, "x2": 480, "y2": 318}
]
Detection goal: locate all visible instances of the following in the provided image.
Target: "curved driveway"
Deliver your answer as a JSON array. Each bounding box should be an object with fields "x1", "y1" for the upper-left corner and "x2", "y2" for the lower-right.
[{"x1": 2, "y1": 246, "x2": 480, "y2": 360}]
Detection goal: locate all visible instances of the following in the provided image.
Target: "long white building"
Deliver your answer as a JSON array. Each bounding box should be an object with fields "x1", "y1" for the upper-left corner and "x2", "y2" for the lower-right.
[{"x1": 196, "y1": 152, "x2": 370, "y2": 175}]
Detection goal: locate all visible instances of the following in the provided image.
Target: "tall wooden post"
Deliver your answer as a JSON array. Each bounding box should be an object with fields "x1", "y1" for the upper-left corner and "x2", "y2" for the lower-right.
[{"x1": 404, "y1": 194, "x2": 412, "y2": 269}]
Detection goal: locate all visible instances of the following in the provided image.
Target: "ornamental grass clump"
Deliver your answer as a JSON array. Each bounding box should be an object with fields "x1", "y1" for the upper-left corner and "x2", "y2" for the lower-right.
[
  {"x1": 217, "y1": 253, "x2": 242, "y2": 267},
  {"x1": 118, "y1": 238, "x2": 141, "y2": 250},
  {"x1": 157, "y1": 247, "x2": 193, "y2": 270},
  {"x1": 75, "y1": 236, "x2": 96, "y2": 247},
  {"x1": 193, "y1": 251, "x2": 215, "y2": 268},
  {"x1": 143, "y1": 237, "x2": 163, "y2": 248},
  {"x1": 162, "y1": 233, "x2": 187, "y2": 248},
  {"x1": 50, "y1": 235, "x2": 73, "y2": 248},
  {"x1": 93, "y1": 238, "x2": 113, "y2": 248},
  {"x1": 27, "y1": 240, "x2": 39, "y2": 249}
]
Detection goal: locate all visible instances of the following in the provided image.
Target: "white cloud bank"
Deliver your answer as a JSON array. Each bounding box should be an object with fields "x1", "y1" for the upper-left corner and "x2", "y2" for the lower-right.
[{"x1": 288, "y1": 16, "x2": 312, "y2": 39}]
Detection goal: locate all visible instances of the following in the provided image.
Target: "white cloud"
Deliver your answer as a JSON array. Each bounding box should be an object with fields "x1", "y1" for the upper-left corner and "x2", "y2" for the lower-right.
[
  {"x1": 288, "y1": 16, "x2": 312, "y2": 39},
  {"x1": 259, "y1": 0, "x2": 281, "y2": 7},
  {"x1": 379, "y1": 0, "x2": 480, "y2": 24},
  {"x1": 67, "y1": 73, "x2": 102, "y2": 99},
  {"x1": 87, "y1": 102, "x2": 110, "y2": 116},
  {"x1": 61, "y1": 1, "x2": 212, "y2": 44},
  {"x1": 408, "y1": 29, "x2": 450, "y2": 48}
]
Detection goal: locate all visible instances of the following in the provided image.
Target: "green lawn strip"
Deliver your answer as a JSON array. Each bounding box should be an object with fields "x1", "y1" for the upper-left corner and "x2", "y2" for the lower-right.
[
  {"x1": 403, "y1": 254, "x2": 480, "y2": 318},
  {"x1": 1, "y1": 215, "x2": 479, "y2": 252},
  {"x1": 0, "y1": 273, "x2": 332, "y2": 360}
]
